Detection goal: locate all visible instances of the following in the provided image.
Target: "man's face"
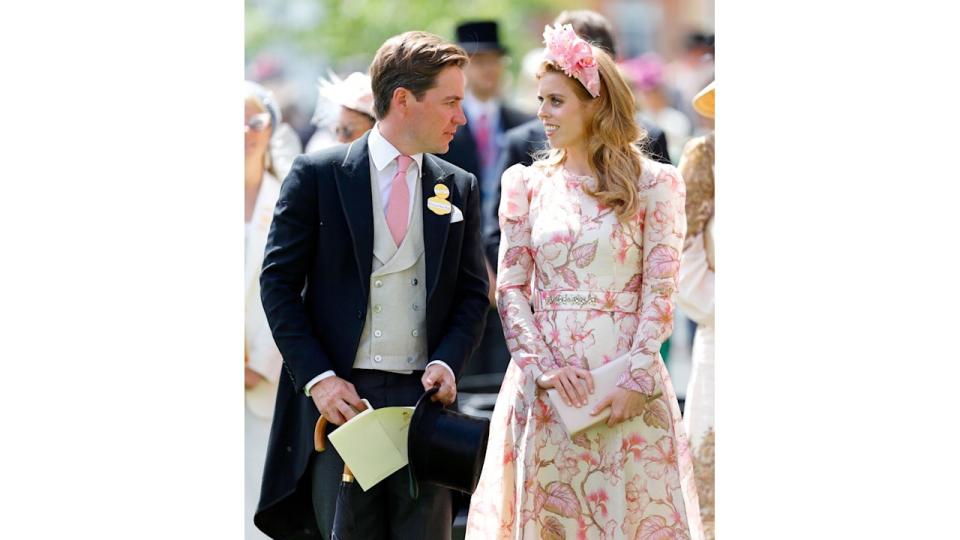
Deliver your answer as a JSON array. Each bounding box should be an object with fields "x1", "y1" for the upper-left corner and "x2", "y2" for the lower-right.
[
  {"x1": 464, "y1": 51, "x2": 505, "y2": 99},
  {"x1": 405, "y1": 65, "x2": 467, "y2": 154}
]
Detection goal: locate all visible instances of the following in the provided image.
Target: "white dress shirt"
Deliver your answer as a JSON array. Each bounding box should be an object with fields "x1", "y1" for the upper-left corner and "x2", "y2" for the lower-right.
[{"x1": 304, "y1": 125, "x2": 455, "y2": 396}]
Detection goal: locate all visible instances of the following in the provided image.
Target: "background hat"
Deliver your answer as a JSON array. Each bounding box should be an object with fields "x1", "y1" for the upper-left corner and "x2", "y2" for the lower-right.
[
  {"x1": 316, "y1": 71, "x2": 375, "y2": 119},
  {"x1": 244, "y1": 80, "x2": 282, "y2": 139},
  {"x1": 455, "y1": 20, "x2": 508, "y2": 55},
  {"x1": 407, "y1": 387, "x2": 490, "y2": 498},
  {"x1": 618, "y1": 53, "x2": 665, "y2": 93},
  {"x1": 693, "y1": 80, "x2": 715, "y2": 118}
]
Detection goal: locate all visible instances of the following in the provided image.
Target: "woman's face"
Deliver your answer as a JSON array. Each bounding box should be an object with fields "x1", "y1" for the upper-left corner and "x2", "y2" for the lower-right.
[
  {"x1": 537, "y1": 71, "x2": 593, "y2": 150},
  {"x1": 334, "y1": 107, "x2": 375, "y2": 144},
  {"x1": 245, "y1": 99, "x2": 272, "y2": 159}
]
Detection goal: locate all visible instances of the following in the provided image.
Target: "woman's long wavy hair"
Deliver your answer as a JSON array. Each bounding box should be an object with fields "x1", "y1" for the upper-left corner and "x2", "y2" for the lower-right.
[{"x1": 534, "y1": 46, "x2": 647, "y2": 222}]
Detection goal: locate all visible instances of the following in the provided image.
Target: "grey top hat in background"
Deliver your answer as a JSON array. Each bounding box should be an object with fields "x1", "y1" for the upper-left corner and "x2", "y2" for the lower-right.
[{"x1": 455, "y1": 20, "x2": 508, "y2": 55}]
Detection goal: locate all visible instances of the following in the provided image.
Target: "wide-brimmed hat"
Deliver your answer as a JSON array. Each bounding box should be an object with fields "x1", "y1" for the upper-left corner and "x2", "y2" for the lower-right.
[
  {"x1": 407, "y1": 387, "x2": 490, "y2": 498},
  {"x1": 693, "y1": 80, "x2": 715, "y2": 118},
  {"x1": 317, "y1": 71, "x2": 375, "y2": 119},
  {"x1": 456, "y1": 20, "x2": 508, "y2": 55}
]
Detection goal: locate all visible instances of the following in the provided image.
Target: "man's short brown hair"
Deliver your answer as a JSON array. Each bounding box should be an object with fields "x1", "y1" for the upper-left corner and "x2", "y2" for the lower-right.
[{"x1": 369, "y1": 31, "x2": 468, "y2": 120}]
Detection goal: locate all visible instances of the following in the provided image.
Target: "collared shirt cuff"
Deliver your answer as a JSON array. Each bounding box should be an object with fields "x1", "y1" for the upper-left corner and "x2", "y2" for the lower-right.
[
  {"x1": 304, "y1": 370, "x2": 336, "y2": 396},
  {"x1": 426, "y1": 360, "x2": 455, "y2": 380}
]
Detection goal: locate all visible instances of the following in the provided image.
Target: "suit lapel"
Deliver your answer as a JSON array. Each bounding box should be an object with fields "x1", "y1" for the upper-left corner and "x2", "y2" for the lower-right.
[
  {"x1": 334, "y1": 132, "x2": 374, "y2": 298},
  {"x1": 421, "y1": 154, "x2": 454, "y2": 301}
]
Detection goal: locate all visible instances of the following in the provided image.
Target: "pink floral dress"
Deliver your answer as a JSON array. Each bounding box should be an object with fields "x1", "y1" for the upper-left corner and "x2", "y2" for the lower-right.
[{"x1": 465, "y1": 161, "x2": 703, "y2": 540}]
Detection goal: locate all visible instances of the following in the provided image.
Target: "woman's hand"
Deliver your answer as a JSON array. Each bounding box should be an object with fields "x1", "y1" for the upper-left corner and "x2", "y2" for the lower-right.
[
  {"x1": 244, "y1": 366, "x2": 264, "y2": 389},
  {"x1": 537, "y1": 366, "x2": 594, "y2": 407},
  {"x1": 591, "y1": 387, "x2": 662, "y2": 427}
]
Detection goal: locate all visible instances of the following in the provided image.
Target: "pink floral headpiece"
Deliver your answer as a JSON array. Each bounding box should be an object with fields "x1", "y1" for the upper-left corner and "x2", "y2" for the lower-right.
[{"x1": 542, "y1": 23, "x2": 601, "y2": 98}]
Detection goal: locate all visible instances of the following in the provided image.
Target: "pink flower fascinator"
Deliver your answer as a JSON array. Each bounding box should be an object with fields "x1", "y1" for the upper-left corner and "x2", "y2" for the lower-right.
[{"x1": 542, "y1": 23, "x2": 601, "y2": 98}]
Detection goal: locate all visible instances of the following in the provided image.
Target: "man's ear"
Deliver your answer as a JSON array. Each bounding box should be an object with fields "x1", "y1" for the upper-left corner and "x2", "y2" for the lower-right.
[{"x1": 391, "y1": 87, "x2": 409, "y2": 115}]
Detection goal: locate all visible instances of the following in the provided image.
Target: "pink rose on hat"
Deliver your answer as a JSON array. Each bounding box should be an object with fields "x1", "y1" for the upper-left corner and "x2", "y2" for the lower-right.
[{"x1": 542, "y1": 24, "x2": 601, "y2": 98}]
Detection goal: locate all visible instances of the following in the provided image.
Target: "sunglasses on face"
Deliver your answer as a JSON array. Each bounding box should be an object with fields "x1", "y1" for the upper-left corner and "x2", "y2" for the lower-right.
[
  {"x1": 245, "y1": 112, "x2": 272, "y2": 132},
  {"x1": 334, "y1": 124, "x2": 363, "y2": 139}
]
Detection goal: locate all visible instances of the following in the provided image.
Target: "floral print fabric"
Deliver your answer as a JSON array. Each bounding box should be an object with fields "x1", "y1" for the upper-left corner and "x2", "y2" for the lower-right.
[{"x1": 465, "y1": 161, "x2": 703, "y2": 539}]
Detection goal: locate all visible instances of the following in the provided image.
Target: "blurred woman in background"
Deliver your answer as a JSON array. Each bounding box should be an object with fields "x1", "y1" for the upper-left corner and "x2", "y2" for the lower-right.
[
  {"x1": 305, "y1": 71, "x2": 376, "y2": 152},
  {"x1": 678, "y1": 81, "x2": 715, "y2": 540},
  {"x1": 244, "y1": 80, "x2": 301, "y2": 540}
]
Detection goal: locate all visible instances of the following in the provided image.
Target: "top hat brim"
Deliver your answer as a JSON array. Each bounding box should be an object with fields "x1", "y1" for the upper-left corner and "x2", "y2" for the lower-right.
[
  {"x1": 459, "y1": 42, "x2": 508, "y2": 55},
  {"x1": 407, "y1": 386, "x2": 440, "y2": 499}
]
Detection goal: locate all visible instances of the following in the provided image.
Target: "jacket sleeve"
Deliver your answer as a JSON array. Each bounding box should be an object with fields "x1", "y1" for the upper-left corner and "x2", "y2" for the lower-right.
[
  {"x1": 429, "y1": 172, "x2": 490, "y2": 377},
  {"x1": 259, "y1": 155, "x2": 334, "y2": 391}
]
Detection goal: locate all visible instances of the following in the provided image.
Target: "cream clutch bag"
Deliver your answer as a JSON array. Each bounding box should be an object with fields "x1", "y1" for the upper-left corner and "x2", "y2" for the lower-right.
[{"x1": 546, "y1": 354, "x2": 650, "y2": 435}]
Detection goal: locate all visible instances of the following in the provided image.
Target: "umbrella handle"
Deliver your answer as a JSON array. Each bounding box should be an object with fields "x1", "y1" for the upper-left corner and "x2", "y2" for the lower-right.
[
  {"x1": 314, "y1": 416, "x2": 329, "y2": 452},
  {"x1": 315, "y1": 416, "x2": 355, "y2": 483}
]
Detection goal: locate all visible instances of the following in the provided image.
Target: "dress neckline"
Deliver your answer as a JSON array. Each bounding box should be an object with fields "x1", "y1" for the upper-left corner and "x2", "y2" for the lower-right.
[{"x1": 559, "y1": 166, "x2": 597, "y2": 189}]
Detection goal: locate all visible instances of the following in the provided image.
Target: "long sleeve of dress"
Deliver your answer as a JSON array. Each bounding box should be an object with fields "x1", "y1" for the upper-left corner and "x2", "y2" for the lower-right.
[
  {"x1": 496, "y1": 165, "x2": 556, "y2": 383},
  {"x1": 618, "y1": 165, "x2": 687, "y2": 395},
  {"x1": 678, "y1": 218, "x2": 715, "y2": 326}
]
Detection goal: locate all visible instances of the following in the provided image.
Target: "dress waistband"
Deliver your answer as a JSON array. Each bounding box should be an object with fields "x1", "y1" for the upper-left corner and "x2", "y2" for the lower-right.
[{"x1": 534, "y1": 289, "x2": 640, "y2": 312}]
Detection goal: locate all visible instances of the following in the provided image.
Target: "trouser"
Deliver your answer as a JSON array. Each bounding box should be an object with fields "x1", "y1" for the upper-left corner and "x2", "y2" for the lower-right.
[{"x1": 310, "y1": 369, "x2": 452, "y2": 540}]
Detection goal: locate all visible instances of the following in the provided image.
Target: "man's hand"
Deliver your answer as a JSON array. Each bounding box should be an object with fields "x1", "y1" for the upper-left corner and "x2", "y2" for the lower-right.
[
  {"x1": 422, "y1": 364, "x2": 457, "y2": 405},
  {"x1": 591, "y1": 387, "x2": 660, "y2": 427},
  {"x1": 309, "y1": 376, "x2": 365, "y2": 425}
]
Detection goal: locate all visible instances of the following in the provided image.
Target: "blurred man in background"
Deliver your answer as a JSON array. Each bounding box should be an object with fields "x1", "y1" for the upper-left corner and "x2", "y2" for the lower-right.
[{"x1": 441, "y1": 20, "x2": 533, "y2": 378}]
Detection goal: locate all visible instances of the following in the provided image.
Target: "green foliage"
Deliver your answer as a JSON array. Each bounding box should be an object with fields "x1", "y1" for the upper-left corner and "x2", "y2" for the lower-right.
[{"x1": 246, "y1": 0, "x2": 582, "y2": 70}]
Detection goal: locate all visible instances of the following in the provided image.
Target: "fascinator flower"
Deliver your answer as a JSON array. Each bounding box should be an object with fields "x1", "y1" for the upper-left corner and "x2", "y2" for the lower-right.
[{"x1": 542, "y1": 24, "x2": 601, "y2": 98}]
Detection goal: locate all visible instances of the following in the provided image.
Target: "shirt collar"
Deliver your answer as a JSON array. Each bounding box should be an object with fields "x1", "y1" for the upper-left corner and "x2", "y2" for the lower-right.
[
  {"x1": 463, "y1": 91, "x2": 499, "y2": 123},
  {"x1": 368, "y1": 123, "x2": 423, "y2": 174}
]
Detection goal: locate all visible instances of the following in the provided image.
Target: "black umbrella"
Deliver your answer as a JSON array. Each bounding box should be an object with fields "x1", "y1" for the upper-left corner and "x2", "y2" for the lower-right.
[
  {"x1": 331, "y1": 462, "x2": 359, "y2": 540},
  {"x1": 314, "y1": 403, "x2": 368, "y2": 540}
]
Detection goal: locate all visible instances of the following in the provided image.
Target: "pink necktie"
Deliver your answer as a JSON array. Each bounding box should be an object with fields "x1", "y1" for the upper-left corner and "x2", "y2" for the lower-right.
[
  {"x1": 474, "y1": 113, "x2": 492, "y2": 168},
  {"x1": 385, "y1": 154, "x2": 413, "y2": 246}
]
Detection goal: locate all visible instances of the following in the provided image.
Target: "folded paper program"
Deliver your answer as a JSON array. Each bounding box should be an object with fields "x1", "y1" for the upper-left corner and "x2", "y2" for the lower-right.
[{"x1": 328, "y1": 402, "x2": 416, "y2": 491}]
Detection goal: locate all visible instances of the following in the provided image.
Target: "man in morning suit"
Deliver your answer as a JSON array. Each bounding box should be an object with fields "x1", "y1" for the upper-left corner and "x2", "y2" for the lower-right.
[
  {"x1": 255, "y1": 31, "x2": 489, "y2": 540},
  {"x1": 439, "y1": 20, "x2": 533, "y2": 377}
]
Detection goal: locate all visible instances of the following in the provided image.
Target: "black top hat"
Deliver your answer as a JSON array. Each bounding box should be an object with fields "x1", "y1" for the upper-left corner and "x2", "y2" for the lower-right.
[
  {"x1": 455, "y1": 20, "x2": 508, "y2": 55},
  {"x1": 407, "y1": 387, "x2": 490, "y2": 498}
]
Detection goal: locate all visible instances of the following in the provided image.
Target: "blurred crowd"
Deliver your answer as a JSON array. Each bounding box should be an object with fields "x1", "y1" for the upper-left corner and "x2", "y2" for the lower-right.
[{"x1": 249, "y1": 28, "x2": 713, "y2": 169}]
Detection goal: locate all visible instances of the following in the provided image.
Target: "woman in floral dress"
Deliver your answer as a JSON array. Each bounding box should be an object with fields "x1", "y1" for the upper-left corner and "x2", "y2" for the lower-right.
[
  {"x1": 678, "y1": 81, "x2": 716, "y2": 540},
  {"x1": 466, "y1": 25, "x2": 703, "y2": 540}
]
